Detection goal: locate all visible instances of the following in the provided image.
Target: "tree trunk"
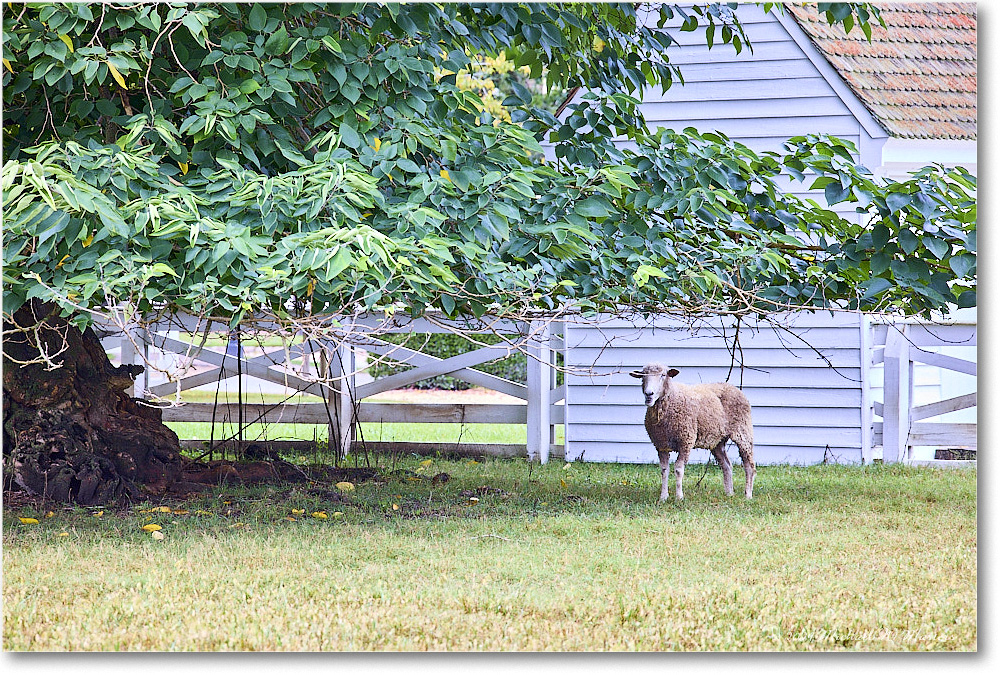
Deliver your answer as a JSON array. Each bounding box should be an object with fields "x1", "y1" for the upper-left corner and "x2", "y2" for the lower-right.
[{"x1": 3, "y1": 302, "x2": 184, "y2": 505}]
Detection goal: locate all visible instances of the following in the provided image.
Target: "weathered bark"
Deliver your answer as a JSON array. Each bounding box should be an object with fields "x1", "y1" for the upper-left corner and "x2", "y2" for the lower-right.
[{"x1": 3, "y1": 302, "x2": 184, "y2": 504}]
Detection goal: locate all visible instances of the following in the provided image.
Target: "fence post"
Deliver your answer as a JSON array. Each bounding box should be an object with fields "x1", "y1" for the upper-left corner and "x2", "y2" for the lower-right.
[
  {"x1": 326, "y1": 344, "x2": 356, "y2": 457},
  {"x1": 882, "y1": 325, "x2": 911, "y2": 463},
  {"x1": 527, "y1": 321, "x2": 552, "y2": 463}
]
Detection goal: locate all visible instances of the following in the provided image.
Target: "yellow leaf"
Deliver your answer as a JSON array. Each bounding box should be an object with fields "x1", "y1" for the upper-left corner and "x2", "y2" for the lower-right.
[
  {"x1": 141, "y1": 524, "x2": 162, "y2": 532},
  {"x1": 392, "y1": 503, "x2": 400, "y2": 511},
  {"x1": 333, "y1": 511, "x2": 344, "y2": 518},
  {"x1": 178, "y1": 162, "x2": 189, "y2": 175},
  {"x1": 312, "y1": 511, "x2": 328, "y2": 520},
  {"x1": 57, "y1": 532, "x2": 69, "y2": 537},
  {"x1": 370, "y1": 137, "x2": 382, "y2": 152},
  {"x1": 151, "y1": 530, "x2": 165, "y2": 540},
  {"x1": 593, "y1": 37, "x2": 606, "y2": 53},
  {"x1": 55, "y1": 255, "x2": 70, "y2": 269},
  {"x1": 306, "y1": 279, "x2": 315, "y2": 297},
  {"x1": 560, "y1": 478, "x2": 568, "y2": 489},
  {"x1": 172, "y1": 509, "x2": 189, "y2": 515},
  {"x1": 151, "y1": 506, "x2": 172, "y2": 513},
  {"x1": 107, "y1": 61, "x2": 127, "y2": 89},
  {"x1": 19, "y1": 517, "x2": 39, "y2": 525},
  {"x1": 2, "y1": 58, "x2": 12, "y2": 74},
  {"x1": 440, "y1": 169, "x2": 451, "y2": 182},
  {"x1": 194, "y1": 510, "x2": 211, "y2": 516},
  {"x1": 45, "y1": 511, "x2": 55, "y2": 518},
  {"x1": 420, "y1": 459, "x2": 433, "y2": 467},
  {"x1": 93, "y1": 511, "x2": 104, "y2": 517},
  {"x1": 467, "y1": 496, "x2": 480, "y2": 505},
  {"x1": 291, "y1": 509, "x2": 305, "y2": 515},
  {"x1": 59, "y1": 34, "x2": 74, "y2": 53},
  {"x1": 335, "y1": 481, "x2": 355, "y2": 493},
  {"x1": 562, "y1": 462, "x2": 572, "y2": 470},
  {"x1": 82, "y1": 234, "x2": 94, "y2": 247}
]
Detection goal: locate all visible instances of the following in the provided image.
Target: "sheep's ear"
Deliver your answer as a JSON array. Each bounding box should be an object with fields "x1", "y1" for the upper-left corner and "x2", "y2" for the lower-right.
[
  {"x1": 667, "y1": 369, "x2": 680, "y2": 378},
  {"x1": 629, "y1": 370, "x2": 644, "y2": 379}
]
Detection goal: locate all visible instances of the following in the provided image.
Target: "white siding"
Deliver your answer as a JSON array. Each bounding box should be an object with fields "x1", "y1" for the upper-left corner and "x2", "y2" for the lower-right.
[
  {"x1": 564, "y1": 312, "x2": 866, "y2": 465},
  {"x1": 639, "y1": 4, "x2": 885, "y2": 166}
]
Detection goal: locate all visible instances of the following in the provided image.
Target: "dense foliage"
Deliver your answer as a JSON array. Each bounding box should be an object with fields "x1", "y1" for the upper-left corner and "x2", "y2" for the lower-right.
[{"x1": 2, "y1": 2, "x2": 977, "y2": 338}]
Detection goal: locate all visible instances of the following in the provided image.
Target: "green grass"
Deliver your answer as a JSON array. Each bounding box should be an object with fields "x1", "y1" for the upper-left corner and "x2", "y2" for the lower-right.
[
  {"x1": 167, "y1": 421, "x2": 556, "y2": 445},
  {"x1": 3, "y1": 460, "x2": 976, "y2": 651}
]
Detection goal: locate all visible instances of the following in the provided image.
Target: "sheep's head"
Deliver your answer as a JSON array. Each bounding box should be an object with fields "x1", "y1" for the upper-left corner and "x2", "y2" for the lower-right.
[{"x1": 629, "y1": 363, "x2": 679, "y2": 407}]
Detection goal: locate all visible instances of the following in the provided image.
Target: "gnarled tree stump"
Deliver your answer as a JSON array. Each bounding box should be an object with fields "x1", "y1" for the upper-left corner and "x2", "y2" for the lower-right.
[{"x1": 3, "y1": 302, "x2": 184, "y2": 504}]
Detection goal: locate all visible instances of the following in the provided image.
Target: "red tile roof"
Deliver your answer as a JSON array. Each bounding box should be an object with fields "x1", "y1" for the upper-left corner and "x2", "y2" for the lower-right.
[{"x1": 788, "y1": 3, "x2": 976, "y2": 140}]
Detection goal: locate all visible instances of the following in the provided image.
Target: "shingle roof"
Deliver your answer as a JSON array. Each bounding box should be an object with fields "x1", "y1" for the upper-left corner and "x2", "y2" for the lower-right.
[{"x1": 788, "y1": 3, "x2": 976, "y2": 140}]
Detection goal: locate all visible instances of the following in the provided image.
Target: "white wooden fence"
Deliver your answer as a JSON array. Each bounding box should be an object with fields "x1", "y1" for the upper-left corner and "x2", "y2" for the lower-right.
[
  {"x1": 107, "y1": 313, "x2": 564, "y2": 462},
  {"x1": 870, "y1": 318, "x2": 977, "y2": 466},
  {"x1": 102, "y1": 310, "x2": 976, "y2": 466}
]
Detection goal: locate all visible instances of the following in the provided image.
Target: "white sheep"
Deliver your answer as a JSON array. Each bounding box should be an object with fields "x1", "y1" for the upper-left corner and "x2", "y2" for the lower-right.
[{"x1": 630, "y1": 363, "x2": 755, "y2": 501}]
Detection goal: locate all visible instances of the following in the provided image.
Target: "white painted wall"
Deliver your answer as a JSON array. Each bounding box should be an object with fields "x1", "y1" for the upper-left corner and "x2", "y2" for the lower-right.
[{"x1": 563, "y1": 312, "x2": 868, "y2": 465}]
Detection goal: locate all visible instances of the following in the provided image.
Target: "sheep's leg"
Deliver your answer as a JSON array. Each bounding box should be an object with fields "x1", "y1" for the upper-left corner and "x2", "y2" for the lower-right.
[
  {"x1": 736, "y1": 440, "x2": 756, "y2": 499},
  {"x1": 711, "y1": 442, "x2": 734, "y2": 496},
  {"x1": 674, "y1": 449, "x2": 689, "y2": 501},
  {"x1": 657, "y1": 450, "x2": 671, "y2": 501}
]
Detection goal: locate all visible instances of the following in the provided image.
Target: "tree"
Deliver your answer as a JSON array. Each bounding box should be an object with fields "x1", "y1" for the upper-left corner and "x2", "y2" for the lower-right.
[{"x1": 2, "y1": 2, "x2": 976, "y2": 503}]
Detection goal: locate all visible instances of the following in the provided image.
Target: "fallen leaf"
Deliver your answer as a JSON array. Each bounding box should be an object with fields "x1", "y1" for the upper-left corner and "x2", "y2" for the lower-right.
[
  {"x1": 151, "y1": 530, "x2": 165, "y2": 540},
  {"x1": 291, "y1": 509, "x2": 305, "y2": 515},
  {"x1": 420, "y1": 459, "x2": 433, "y2": 467},
  {"x1": 44, "y1": 511, "x2": 55, "y2": 518},
  {"x1": 560, "y1": 478, "x2": 569, "y2": 489},
  {"x1": 57, "y1": 532, "x2": 69, "y2": 537},
  {"x1": 151, "y1": 506, "x2": 172, "y2": 513},
  {"x1": 194, "y1": 510, "x2": 211, "y2": 516},
  {"x1": 284, "y1": 517, "x2": 297, "y2": 522},
  {"x1": 172, "y1": 509, "x2": 189, "y2": 515},
  {"x1": 392, "y1": 503, "x2": 400, "y2": 511},
  {"x1": 563, "y1": 463, "x2": 572, "y2": 470},
  {"x1": 467, "y1": 496, "x2": 480, "y2": 506},
  {"x1": 93, "y1": 511, "x2": 104, "y2": 517},
  {"x1": 141, "y1": 524, "x2": 162, "y2": 532},
  {"x1": 333, "y1": 512, "x2": 344, "y2": 518},
  {"x1": 19, "y1": 517, "x2": 39, "y2": 525},
  {"x1": 312, "y1": 511, "x2": 328, "y2": 519},
  {"x1": 335, "y1": 481, "x2": 355, "y2": 493}
]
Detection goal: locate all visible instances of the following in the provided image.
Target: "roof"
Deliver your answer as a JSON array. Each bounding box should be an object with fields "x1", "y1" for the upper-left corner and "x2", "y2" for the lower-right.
[{"x1": 787, "y1": 3, "x2": 976, "y2": 140}]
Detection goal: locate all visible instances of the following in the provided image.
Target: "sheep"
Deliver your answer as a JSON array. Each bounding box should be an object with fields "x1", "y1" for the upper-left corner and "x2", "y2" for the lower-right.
[{"x1": 630, "y1": 363, "x2": 755, "y2": 501}]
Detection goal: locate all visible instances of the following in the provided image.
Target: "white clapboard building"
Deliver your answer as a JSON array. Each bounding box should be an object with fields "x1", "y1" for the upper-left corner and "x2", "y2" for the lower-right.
[{"x1": 554, "y1": 3, "x2": 977, "y2": 464}]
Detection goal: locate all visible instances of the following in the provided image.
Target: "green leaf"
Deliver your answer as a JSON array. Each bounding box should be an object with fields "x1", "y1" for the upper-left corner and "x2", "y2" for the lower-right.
[
  {"x1": 574, "y1": 197, "x2": 612, "y2": 219},
  {"x1": 949, "y1": 253, "x2": 975, "y2": 278},
  {"x1": 922, "y1": 236, "x2": 949, "y2": 260},
  {"x1": 339, "y1": 122, "x2": 361, "y2": 149},
  {"x1": 247, "y1": 4, "x2": 267, "y2": 32}
]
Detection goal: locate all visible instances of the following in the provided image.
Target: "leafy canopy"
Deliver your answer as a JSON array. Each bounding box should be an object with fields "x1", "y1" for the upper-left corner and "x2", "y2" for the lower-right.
[{"x1": 2, "y1": 2, "x2": 976, "y2": 333}]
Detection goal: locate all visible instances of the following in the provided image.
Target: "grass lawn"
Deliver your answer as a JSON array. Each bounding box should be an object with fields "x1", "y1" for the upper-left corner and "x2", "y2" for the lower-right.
[{"x1": 2, "y1": 458, "x2": 976, "y2": 651}]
